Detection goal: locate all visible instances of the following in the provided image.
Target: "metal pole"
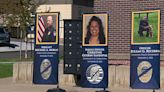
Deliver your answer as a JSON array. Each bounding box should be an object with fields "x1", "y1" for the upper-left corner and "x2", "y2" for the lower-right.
[
  {"x1": 25, "y1": 36, "x2": 27, "y2": 58},
  {"x1": 20, "y1": 30, "x2": 22, "y2": 60},
  {"x1": 31, "y1": 35, "x2": 32, "y2": 58}
]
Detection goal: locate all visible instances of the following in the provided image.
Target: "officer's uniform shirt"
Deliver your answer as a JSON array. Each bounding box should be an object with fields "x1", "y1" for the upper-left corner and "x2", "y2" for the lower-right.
[{"x1": 42, "y1": 26, "x2": 56, "y2": 42}]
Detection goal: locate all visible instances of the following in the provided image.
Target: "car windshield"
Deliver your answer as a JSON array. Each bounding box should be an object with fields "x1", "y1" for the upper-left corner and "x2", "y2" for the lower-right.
[{"x1": 0, "y1": 28, "x2": 5, "y2": 34}]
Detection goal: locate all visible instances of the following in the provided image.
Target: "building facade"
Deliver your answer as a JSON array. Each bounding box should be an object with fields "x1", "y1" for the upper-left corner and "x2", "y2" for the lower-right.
[
  {"x1": 94, "y1": 0, "x2": 164, "y2": 61},
  {"x1": 37, "y1": 0, "x2": 93, "y2": 39}
]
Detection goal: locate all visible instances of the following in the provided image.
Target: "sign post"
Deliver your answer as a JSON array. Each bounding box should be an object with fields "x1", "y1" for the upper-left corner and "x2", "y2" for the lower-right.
[
  {"x1": 33, "y1": 12, "x2": 66, "y2": 92},
  {"x1": 130, "y1": 10, "x2": 160, "y2": 90},
  {"x1": 81, "y1": 14, "x2": 109, "y2": 92}
]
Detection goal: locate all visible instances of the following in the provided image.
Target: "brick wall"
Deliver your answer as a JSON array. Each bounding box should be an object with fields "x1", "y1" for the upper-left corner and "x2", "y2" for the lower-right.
[{"x1": 94, "y1": 0, "x2": 164, "y2": 60}]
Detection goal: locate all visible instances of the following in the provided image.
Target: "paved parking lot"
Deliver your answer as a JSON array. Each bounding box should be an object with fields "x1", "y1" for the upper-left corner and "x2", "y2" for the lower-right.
[
  {"x1": 0, "y1": 40, "x2": 34, "y2": 52},
  {"x1": 0, "y1": 38, "x2": 63, "y2": 58}
]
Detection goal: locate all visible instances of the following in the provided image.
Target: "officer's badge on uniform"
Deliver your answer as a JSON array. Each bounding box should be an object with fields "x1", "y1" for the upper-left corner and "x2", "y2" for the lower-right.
[{"x1": 48, "y1": 31, "x2": 51, "y2": 35}]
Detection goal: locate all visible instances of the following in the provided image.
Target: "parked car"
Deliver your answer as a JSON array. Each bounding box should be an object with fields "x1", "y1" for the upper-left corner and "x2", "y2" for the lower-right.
[{"x1": 0, "y1": 27, "x2": 10, "y2": 44}]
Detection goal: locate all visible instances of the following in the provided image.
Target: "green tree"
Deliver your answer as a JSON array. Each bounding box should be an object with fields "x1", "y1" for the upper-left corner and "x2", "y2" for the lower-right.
[
  {"x1": 2, "y1": 0, "x2": 46, "y2": 33},
  {"x1": 0, "y1": 0, "x2": 46, "y2": 59}
]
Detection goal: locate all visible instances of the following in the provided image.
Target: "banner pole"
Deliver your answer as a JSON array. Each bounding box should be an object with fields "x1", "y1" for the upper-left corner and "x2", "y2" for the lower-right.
[
  {"x1": 95, "y1": 88, "x2": 109, "y2": 92},
  {"x1": 46, "y1": 71, "x2": 66, "y2": 92},
  {"x1": 153, "y1": 89, "x2": 155, "y2": 92},
  {"x1": 46, "y1": 12, "x2": 66, "y2": 92}
]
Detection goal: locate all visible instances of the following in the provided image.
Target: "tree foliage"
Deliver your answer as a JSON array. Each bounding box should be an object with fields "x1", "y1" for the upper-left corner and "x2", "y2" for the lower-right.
[{"x1": 0, "y1": 0, "x2": 46, "y2": 36}]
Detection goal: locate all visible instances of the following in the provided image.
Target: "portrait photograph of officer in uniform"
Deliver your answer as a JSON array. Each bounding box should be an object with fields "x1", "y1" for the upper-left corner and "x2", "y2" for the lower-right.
[
  {"x1": 83, "y1": 14, "x2": 108, "y2": 46},
  {"x1": 131, "y1": 10, "x2": 160, "y2": 44},
  {"x1": 36, "y1": 13, "x2": 59, "y2": 44}
]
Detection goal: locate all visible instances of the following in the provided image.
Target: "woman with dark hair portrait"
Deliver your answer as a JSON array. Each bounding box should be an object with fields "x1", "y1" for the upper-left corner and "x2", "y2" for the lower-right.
[{"x1": 85, "y1": 16, "x2": 105, "y2": 44}]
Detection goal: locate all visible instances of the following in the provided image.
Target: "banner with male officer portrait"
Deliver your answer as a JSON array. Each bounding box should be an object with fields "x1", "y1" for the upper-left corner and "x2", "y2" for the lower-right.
[
  {"x1": 130, "y1": 10, "x2": 160, "y2": 89},
  {"x1": 81, "y1": 13, "x2": 109, "y2": 88},
  {"x1": 33, "y1": 12, "x2": 59, "y2": 84}
]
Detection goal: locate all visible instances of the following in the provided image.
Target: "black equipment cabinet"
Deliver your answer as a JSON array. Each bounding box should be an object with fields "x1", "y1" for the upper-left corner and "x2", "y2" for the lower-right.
[{"x1": 63, "y1": 20, "x2": 82, "y2": 74}]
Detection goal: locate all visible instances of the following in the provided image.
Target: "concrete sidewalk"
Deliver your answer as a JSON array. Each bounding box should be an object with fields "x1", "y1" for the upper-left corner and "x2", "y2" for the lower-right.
[{"x1": 0, "y1": 78, "x2": 163, "y2": 92}]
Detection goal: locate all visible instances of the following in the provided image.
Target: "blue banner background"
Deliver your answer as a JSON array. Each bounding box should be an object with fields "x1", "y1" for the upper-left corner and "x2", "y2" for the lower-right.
[
  {"x1": 33, "y1": 13, "x2": 59, "y2": 85},
  {"x1": 33, "y1": 45, "x2": 59, "y2": 84},
  {"x1": 130, "y1": 44, "x2": 160, "y2": 89},
  {"x1": 81, "y1": 46, "x2": 108, "y2": 88}
]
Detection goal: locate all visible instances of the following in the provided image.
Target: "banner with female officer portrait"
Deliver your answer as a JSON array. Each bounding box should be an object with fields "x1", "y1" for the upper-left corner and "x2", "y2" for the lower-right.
[
  {"x1": 130, "y1": 10, "x2": 160, "y2": 89},
  {"x1": 33, "y1": 12, "x2": 59, "y2": 84},
  {"x1": 81, "y1": 13, "x2": 108, "y2": 88}
]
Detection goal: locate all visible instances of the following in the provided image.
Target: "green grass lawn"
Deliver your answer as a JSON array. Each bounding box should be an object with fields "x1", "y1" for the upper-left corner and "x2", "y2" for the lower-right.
[
  {"x1": 0, "y1": 58, "x2": 18, "y2": 78},
  {"x1": 0, "y1": 58, "x2": 19, "y2": 62},
  {"x1": 0, "y1": 58, "x2": 33, "y2": 78},
  {"x1": 0, "y1": 63, "x2": 13, "y2": 78},
  {"x1": 133, "y1": 12, "x2": 159, "y2": 43}
]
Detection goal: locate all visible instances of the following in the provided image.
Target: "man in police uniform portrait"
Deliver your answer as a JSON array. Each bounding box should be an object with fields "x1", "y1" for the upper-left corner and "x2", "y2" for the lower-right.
[{"x1": 42, "y1": 16, "x2": 56, "y2": 42}]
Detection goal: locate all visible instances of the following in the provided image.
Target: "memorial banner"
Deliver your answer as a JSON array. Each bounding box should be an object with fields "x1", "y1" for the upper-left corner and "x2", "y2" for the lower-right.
[
  {"x1": 130, "y1": 10, "x2": 160, "y2": 89},
  {"x1": 33, "y1": 13, "x2": 59, "y2": 84},
  {"x1": 81, "y1": 14, "x2": 108, "y2": 88}
]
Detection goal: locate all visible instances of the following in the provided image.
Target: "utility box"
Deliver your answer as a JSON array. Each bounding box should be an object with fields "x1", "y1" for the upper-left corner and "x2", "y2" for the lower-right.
[{"x1": 64, "y1": 20, "x2": 82, "y2": 74}]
